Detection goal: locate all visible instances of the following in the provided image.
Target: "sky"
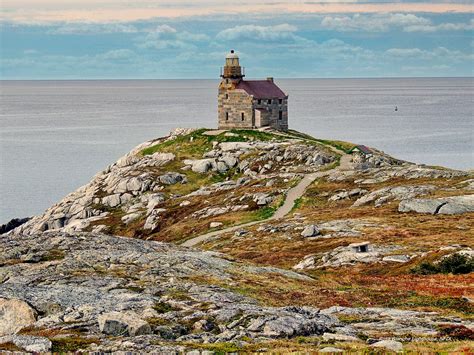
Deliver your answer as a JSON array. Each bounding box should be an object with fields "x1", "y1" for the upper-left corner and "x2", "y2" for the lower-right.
[{"x1": 1, "y1": 1, "x2": 473, "y2": 79}]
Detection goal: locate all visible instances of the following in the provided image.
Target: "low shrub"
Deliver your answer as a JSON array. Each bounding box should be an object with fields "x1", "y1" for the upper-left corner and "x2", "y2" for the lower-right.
[
  {"x1": 51, "y1": 336, "x2": 98, "y2": 352},
  {"x1": 438, "y1": 253, "x2": 474, "y2": 274},
  {"x1": 411, "y1": 261, "x2": 440, "y2": 275},
  {"x1": 438, "y1": 324, "x2": 474, "y2": 340},
  {"x1": 411, "y1": 253, "x2": 474, "y2": 275}
]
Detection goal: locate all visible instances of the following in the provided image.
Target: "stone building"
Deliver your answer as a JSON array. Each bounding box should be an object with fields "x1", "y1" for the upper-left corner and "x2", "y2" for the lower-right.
[{"x1": 218, "y1": 50, "x2": 288, "y2": 131}]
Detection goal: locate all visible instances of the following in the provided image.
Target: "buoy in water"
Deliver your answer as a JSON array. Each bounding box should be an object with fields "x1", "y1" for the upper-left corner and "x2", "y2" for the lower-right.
[{"x1": 395, "y1": 106, "x2": 398, "y2": 111}]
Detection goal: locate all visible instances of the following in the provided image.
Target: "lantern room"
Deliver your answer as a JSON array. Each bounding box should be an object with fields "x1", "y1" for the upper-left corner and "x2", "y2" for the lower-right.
[{"x1": 221, "y1": 50, "x2": 245, "y2": 80}]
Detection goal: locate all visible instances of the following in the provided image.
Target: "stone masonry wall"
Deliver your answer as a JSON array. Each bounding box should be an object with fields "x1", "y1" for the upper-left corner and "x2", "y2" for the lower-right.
[
  {"x1": 253, "y1": 98, "x2": 288, "y2": 131},
  {"x1": 218, "y1": 79, "x2": 288, "y2": 131},
  {"x1": 218, "y1": 89, "x2": 254, "y2": 129}
]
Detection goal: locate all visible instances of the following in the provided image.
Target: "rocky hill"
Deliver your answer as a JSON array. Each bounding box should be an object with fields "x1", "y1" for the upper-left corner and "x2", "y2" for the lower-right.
[{"x1": 1, "y1": 128, "x2": 473, "y2": 353}]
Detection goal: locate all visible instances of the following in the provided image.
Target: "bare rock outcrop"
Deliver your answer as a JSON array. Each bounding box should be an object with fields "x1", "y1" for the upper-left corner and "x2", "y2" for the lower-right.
[
  {"x1": 0, "y1": 230, "x2": 348, "y2": 351},
  {"x1": 352, "y1": 185, "x2": 435, "y2": 207},
  {"x1": 399, "y1": 195, "x2": 474, "y2": 215},
  {"x1": 294, "y1": 243, "x2": 408, "y2": 269},
  {"x1": 0, "y1": 298, "x2": 37, "y2": 336},
  {"x1": 98, "y1": 311, "x2": 152, "y2": 336},
  {"x1": 10, "y1": 129, "x2": 338, "y2": 237}
]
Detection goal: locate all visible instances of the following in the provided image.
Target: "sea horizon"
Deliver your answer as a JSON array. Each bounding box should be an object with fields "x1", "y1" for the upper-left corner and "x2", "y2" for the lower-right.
[
  {"x1": 1, "y1": 77, "x2": 473, "y2": 223},
  {"x1": 2, "y1": 1, "x2": 473, "y2": 351},
  {"x1": 2, "y1": 76, "x2": 473, "y2": 81}
]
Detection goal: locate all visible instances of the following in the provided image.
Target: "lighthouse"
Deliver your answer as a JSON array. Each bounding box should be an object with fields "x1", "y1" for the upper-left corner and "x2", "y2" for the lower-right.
[{"x1": 217, "y1": 50, "x2": 288, "y2": 131}]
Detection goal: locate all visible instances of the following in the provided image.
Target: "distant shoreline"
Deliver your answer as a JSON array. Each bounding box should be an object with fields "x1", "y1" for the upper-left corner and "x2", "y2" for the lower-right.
[
  {"x1": 1, "y1": 78, "x2": 472, "y2": 222},
  {"x1": 1, "y1": 76, "x2": 473, "y2": 82}
]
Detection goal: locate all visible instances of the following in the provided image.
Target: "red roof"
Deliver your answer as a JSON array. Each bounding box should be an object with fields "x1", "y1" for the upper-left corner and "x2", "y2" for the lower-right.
[
  {"x1": 352, "y1": 145, "x2": 372, "y2": 154},
  {"x1": 236, "y1": 80, "x2": 287, "y2": 99}
]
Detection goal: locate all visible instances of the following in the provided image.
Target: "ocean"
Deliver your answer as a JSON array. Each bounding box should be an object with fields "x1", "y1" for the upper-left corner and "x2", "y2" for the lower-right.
[{"x1": 1, "y1": 78, "x2": 473, "y2": 223}]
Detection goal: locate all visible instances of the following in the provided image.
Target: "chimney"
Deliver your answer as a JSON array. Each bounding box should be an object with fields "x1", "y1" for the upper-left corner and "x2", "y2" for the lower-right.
[{"x1": 266, "y1": 77, "x2": 274, "y2": 82}]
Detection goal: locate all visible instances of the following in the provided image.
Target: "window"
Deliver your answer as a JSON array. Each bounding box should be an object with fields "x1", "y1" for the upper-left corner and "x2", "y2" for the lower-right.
[
  {"x1": 241, "y1": 112, "x2": 245, "y2": 121},
  {"x1": 279, "y1": 99, "x2": 283, "y2": 104},
  {"x1": 279, "y1": 110, "x2": 283, "y2": 120},
  {"x1": 225, "y1": 93, "x2": 228, "y2": 99},
  {"x1": 225, "y1": 112, "x2": 229, "y2": 121},
  {"x1": 257, "y1": 99, "x2": 261, "y2": 105},
  {"x1": 268, "y1": 99, "x2": 272, "y2": 104}
]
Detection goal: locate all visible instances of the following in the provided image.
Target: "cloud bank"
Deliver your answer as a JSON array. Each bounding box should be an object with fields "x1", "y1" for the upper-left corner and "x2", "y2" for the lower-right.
[
  {"x1": 1, "y1": 4, "x2": 473, "y2": 79},
  {"x1": 2, "y1": 2, "x2": 472, "y2": 24}
]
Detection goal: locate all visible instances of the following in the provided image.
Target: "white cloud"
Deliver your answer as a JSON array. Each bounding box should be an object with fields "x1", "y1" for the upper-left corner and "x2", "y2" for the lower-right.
[
  {"x1": 385, "y1": 46, "x2": 474, "y2": 62},
  {"x1": 385, "y1": 48, "x2": 430, "y2": 58},
  {"x1": 320, "y1": 13, "x2": 430, "y2": 32},
  {"x1": 2, "y1": 2, "x2": 473, "y2": 25},
  {"x1": 216, "y1": 24, "x2": 298, "y2": 41},
  {"x1": 23, "y1": 49, "x2": 39, "y2": 55},
  {"x1": 279, "y1": 38, "x2": 375, "y2": 61},
  {"x1": 98, "y1": 49, "x2": 136, "y2": 60},
  {"x1": 48, "y1": 23, "x2": 138, "y2": 34},
  {"x1": 1, "y1": 49, "x2": 150, "y2": 79},
  {"x1": 138, "y1": 25, "x2": 209, "y2": 50},
  {"x1": 404, "y1": 19, "x2": 474, "y2": 32},
  {"x1": 149, "y1": 24, "x2": 177, "y2": 35},
  {"x1": 321, "y1": 13, "x2": 474, "y2": 33}
]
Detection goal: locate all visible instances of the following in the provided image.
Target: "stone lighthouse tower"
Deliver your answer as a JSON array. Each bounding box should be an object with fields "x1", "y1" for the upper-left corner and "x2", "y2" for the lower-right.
[
  {"x1": 221, "y1": 49, "x2": 244, "y2": 80},
  {"x1": 218, "y1": 50, "x2": 288, "y2": 131}
]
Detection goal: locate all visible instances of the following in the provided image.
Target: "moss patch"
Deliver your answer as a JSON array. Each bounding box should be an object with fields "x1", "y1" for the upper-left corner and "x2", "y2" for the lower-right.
[
  {"x1": 0, "y1": 342, "x2": 21, "y2": 351},
  {"x1": 314, "y1": 139, "x2": 357, "y2": 154},
  {"x1": 183, "y1": 342, "x2": 242, "y2": 354},
  {"x1": 40, "y1": 248, "x2": 65, "y2": 262},
  {"x1": 141, "y1": 128, "x2": 284, "y2": 157},
  {"x1": 153, "y1": 301, "x2": 176, "y2": 314},
  {"x1": 51, "y1": 336, "x2": 99, "y2": 353}
]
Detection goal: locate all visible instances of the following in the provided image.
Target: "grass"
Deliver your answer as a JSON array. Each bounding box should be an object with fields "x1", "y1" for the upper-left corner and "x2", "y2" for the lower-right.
[
  {"x1": 51, "y1": 336, "x2": 99, "y2": 353},
  {"x1": 286, "y1": 129, "x2": 318, "y2": 140},
  {"x1": 196, "y1": 170, "x2": 473, "y2": 316},
  {"x1": 18, "y1": 326, "x2": 71, "y2": 338},
  {"x1": 147, "y1": 317, "x2": 172, "y2": 327},
  {"x1": 141, "y1": 128, "x2": 284, "y2": 157},
  {"x1": 89, "y1": 127, "x2": 342, "y2": 243},
  {"x1": 0, "y1": 342, "x2": 21, "y2": 351},
  {"x1": 313, "y1": 139, "x2": 357, "y2": 154},
  {"x1": 18, "y1": 326, "x2": 99, "y2": 352},
  {"x1": 156, "y1": 160, "x2": 231, "y2": 197},
  {"x1": 251, "y1": 206, "x2": 276, "y2": 220},
  {"x1": 181, "y1": 342, "x2": 242, "y2": 354},
  {"x1": 291, "y1": 197, "x2": 303, "y2": 212},
  {"x1": 153, "y1": 301, "x2": 176, "y2": 314},
  {"x1": 86, "y1": 126, "x2": 474, "y2": 326},
  {"x1": 286, "y1": 129, "x2": 356, "y2": 153},
  {"x1": 138, "y1": 176, "x2": 292, "y2": 244},
  {"x1": 227, "y1": 129, "x2": 285, "y2": 142},
  {"x1": 180, "y1": 339, "x2": 474, "y2": 353},
  {"x1": 164, "y1": 288, "x2": 193, "y2": 302},
  {"x1": 388, "y1": 294, "x2": 473, "y2": 314},
  {"x1": 337, "y1": 314, "x2": 379, "y2": 324},
  {"x1": 238, "y1": 270, "x2": 472, "y2": 314},
  {"x1": 125, "y1": 285, "x2": 145, "y2": 293},
  {"x1": 141, "y1": 128, "x2": 210, "y2": 157},
  {"x1": 40, "y1": 248, "x2": 65, "y2": 261},
  {"x1": 322, "y1": 154, "x2": 342, "y2": 171}
]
